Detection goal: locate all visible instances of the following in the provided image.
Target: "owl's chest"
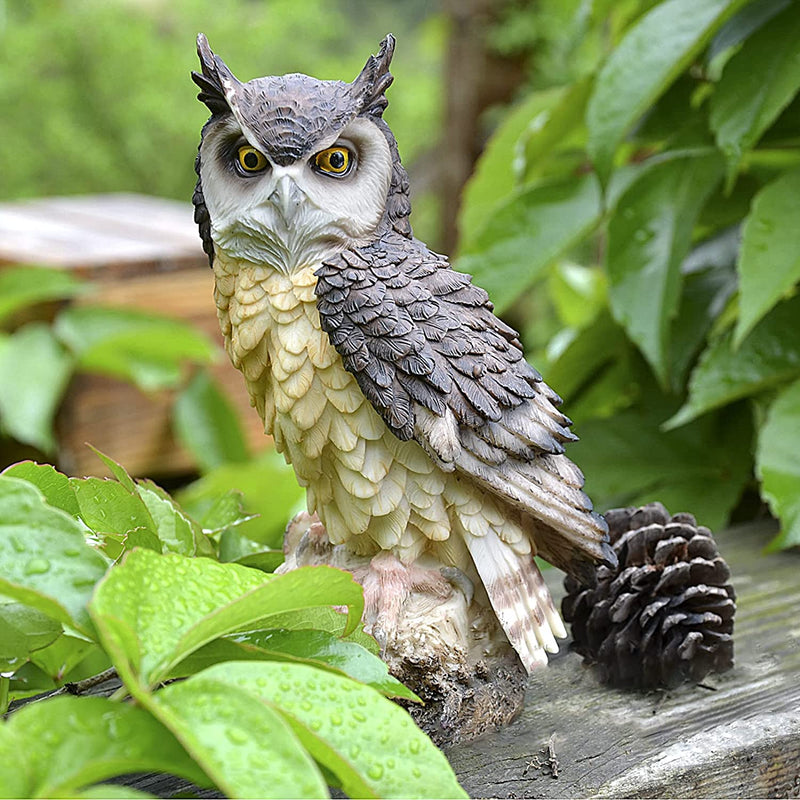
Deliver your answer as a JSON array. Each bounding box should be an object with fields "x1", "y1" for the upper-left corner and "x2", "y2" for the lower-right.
[{"x1": 213, "y1": 256, "x2": 385, "y2": 476}]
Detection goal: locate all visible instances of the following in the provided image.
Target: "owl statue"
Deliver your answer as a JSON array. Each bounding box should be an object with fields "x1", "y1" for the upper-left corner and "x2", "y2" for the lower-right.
[{"x1": 192, "y1": 33, "x2": 615, "y2": 730}]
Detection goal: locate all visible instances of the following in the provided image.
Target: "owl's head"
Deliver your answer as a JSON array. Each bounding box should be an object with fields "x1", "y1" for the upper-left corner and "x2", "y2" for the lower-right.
[{"x1": 192, "y1": 34, "x2": 410, "y2": 272}]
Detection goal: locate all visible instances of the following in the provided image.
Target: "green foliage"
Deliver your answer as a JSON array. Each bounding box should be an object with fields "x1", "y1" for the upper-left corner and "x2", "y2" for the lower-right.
[
  {"x1": 0, "y1": 452, "x2": 465, "y2": 799},
  {"x1": 456, "y1": 0, "x2": 800, "y2": 547},
  {"x1": 0, "y1": 266, "x2": 216, "y2": 456},
  {"x1": 0, "y1": 0, "x2": 442, "y2": 243}
]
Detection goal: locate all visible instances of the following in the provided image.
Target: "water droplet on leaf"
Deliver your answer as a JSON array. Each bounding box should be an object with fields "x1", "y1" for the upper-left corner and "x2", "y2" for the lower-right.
[{"x1": 25, "y1": 558, "x2": 50, "y2": 575}]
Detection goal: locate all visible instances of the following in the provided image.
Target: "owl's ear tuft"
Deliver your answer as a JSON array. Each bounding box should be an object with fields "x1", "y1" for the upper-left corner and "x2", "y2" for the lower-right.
[
  {"x1": 192, "y1": 33, "x2": 238, "y2": 115},
  {"x1": 351, "y1": 34, "x2": 396, "y2": 118}
]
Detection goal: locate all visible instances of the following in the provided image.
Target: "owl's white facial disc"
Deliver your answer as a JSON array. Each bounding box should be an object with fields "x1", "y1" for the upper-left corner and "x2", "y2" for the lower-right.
[{"x1": 199, "y1": 116, "x2": 392, "y2": 272}]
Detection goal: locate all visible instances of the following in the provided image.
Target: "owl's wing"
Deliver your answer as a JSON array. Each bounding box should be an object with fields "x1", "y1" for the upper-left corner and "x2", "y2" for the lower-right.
[{"x1": 315, "y1": 234, "x2": 615, "y2": 581}]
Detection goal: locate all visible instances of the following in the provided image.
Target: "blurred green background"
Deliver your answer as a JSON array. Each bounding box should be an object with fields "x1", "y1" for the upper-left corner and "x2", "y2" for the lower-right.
[{"x1": 2, "y1": 0, "x2": 800, "y2": 552}]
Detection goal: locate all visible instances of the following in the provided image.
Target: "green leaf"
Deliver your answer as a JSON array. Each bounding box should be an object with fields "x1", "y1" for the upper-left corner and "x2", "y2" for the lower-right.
[
  {"x1": 54, "y1": 306, "x2": 216, "y2": 391},
  {"x1": 0, "y1": 266, "x2": 84, "y2": 326},
  {"x1": 88, "y1": 446, "x2": 138, "y2": 492},
  {"x1": 177, "y1": 449, "x2": 304, "y2": 548},
  {"x1": 0, "y1": 323, "x2": 74, "y2": 452},
  {"x1": 0, "y1": 603, "x2": 62, "y2": 672},
  {"x1": 69, "y1": 477, "x2": 158, "y2": 543},
  {"x1": 218, "y1": 528, "x2": 284, "y2": 570},
  {"x1": 29, "y1": 634, "x2": 100, "y2": 683},
  {"x1": 547, "y1": 261, "x2": 607, "y2": 329},
  {"x1": 456, "y1": 174, "x2": 602, "y2": 314},
  {"x1": 176, "y1": 661, "x2": 467, "y2": 799},
  {"x1": 257, "y1": 606, "x2": 381, "y2": 655},
  {"x1": 202, "y1": 492, "x2": 259, "y2": 536},
  {"x1": 586, "y1": 0, "x2": 742, "y2": 180},
  {"x1": 669, "y1": 264, "x2": 737, "y2": 391},
  {"x1": 709, "y1": 0, "x2": 791, "y2": 62},
  {"x1": 544, "y1": 311, "x2": 631, "y2": 405},
  {"x1": 233, "y1": 629, "x2": 420, "y2": 702},
  {"x1": 90, "y1": 550, "x2": 364, "y2": 688},
  {"x1": 76, "y1": 787, "x2": 157, "y2": 799},
  {"x1": 667, "y1": 294, "x2": 800, "y2": 428},
  {"x1": 522, "y1": 75, "x2": 593, "y2": 180},
  {"x1": 734, "y1": 169, "x2": 800, "y2": 347},
  {"x1": 710, "y1": 2, "x2": 800, "y2": 183},
  {"x1": 457, "y1": 87, "x2": 565, "y2": 246},
  {"x1": 574, "y1": 398, "x2": 753, "y2": 531},
  {"x1": 176, "y1": 629, "x2": 417, "y2": 702},
  {"x1": 669, "y1": 231, "x2": 739, "y2": 389},
  {"x1": 757, "y1": 378, "x2": 800, "y2": 550},
  {"x1": 151, "y1": 675, "x2": 328, "y2": 799},
  {"x1": 1, "y1": 461, "x2": 80, "y2": 517},
  {"x1": 136, "y1": 480, "x2": 210, "y2": 557},
  {"x1": 232, "y1": 550, "x2": 286, "y2": 573},
  {"x1": 0, "y1": 695, "x2": 209, "y2": 798},
  {"x1": 0, "y1": 476, "x2": 107, "y2": 636},
  {"x1": 170, "y1": 622, "x2": 391, "y2": 689},
  {"x1": 173, "y1": 370, "x2": 251, "y2": 473},
  {"x1": 606, "y1": 150, "x2": 724, "y2": 383}
]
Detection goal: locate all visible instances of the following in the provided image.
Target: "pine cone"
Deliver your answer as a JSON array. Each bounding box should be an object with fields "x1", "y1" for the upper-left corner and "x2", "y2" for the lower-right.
[{"x1": 562, "y1": 502, "x2": 735, "y2": 689}]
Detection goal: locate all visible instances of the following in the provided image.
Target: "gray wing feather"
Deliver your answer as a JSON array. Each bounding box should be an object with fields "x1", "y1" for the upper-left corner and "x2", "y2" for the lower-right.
[{"x1": 315, "y1": 233, "x2": 615, "y2": 577}]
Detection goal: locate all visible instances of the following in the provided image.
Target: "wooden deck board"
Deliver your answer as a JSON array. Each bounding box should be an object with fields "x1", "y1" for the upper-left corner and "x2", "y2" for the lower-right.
[{"x1": 445, "y1": 518, "x2": 800, "y2": 799}]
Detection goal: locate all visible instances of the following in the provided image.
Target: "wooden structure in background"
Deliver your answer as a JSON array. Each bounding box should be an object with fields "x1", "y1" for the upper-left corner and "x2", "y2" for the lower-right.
[{"x1": 0, "y1": 193, "x2": 268, "y2": 478}]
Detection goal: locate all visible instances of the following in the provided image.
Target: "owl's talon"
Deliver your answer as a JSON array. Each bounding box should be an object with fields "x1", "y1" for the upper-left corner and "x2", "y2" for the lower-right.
[{"x1": 440, "y1": 566, "x2": 474, "y2": 606}]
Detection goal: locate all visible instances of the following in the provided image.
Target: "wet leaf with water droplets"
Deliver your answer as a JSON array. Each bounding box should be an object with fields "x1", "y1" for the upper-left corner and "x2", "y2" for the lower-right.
[
  {"x1": 666, "y1": 294, "x2": 800, "y2": 428},
  {"x1": 0, "y1": 603, "x2": 61, "y2": 672},
  {"x1": 153, "y1": 675, "x2": 328, "y2": 799},
  {"x1": 70, "y1": 477, "x2": 158, "y2": 543},
  {"x1": 0, "y1": 476, "x2": 108, "y2": 636},
  {"x1": 190, "y1": 661, "x2": 467, "y2": 799},
  {"x1": 1, "y1": 461, "x2": 80, "y2": 517},
  {"x1": 226, "y1": 628, "x2": 420, "y2": 702},
  {"x1": 90, "y1": 550, "x2": 364, "y2": 688},
  {"x1": 0, "y1": 695, "x2": 208, "y2": 798},
  {"x1": 136, "y1": 479, "x2": 212, "y2": 557}
]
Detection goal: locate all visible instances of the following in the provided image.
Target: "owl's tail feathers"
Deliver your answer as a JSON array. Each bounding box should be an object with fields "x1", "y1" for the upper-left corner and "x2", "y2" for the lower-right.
[{"x1": 464, "y1": 528, "x2": 566, "y2": 673}]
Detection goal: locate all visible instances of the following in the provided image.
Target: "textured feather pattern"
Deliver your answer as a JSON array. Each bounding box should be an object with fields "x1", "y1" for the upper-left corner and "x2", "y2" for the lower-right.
[
  {"x1": 214, "y1": 242, "x2": 611, "y2": 672},
  {"x1": 214, "y1": 249, "x2": 524, "y2": 566},
  {"x1": 315, "y1": 232, "x2": 614, "y2": 579}
]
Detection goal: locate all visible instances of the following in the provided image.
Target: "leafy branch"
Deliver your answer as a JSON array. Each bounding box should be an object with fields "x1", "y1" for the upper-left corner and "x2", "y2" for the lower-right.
[
  {"x1": 456, "y1": 0, "x2": 800, "y2": 548},
  {"x1": 0, "y1": 452, "x2": 466, "y2": 799}
]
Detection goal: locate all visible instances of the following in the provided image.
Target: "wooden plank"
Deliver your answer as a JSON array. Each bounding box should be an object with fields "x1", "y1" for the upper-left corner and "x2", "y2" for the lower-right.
[
  {"x1": 0, "y1": 194, "x2": 202, "y2": 275},
  {"x1": 445, "y1": 518, "x2": 800, "y2": 799}
]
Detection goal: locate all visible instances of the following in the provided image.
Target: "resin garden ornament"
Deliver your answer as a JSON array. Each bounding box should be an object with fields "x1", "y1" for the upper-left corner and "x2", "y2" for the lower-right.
[{"x1": 192, "y1": 33, "x2": 617, "y2": 742}]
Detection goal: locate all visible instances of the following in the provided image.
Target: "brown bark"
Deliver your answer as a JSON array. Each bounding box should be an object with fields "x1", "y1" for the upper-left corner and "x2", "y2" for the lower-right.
[{"x1": 440, "y1": 0, "x2": 528, "y2": 253}]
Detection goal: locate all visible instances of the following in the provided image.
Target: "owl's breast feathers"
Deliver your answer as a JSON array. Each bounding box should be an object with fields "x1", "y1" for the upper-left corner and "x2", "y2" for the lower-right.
[{"x1": 315, "y1": 232, "x2": 616, "y2": 583}]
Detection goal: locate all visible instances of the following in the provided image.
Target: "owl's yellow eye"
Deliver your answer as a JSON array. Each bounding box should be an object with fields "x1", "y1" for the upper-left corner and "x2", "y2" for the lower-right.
[
  {"x1": 237, "y1": 145, "x2": 268, "y2": 173},
  {"x1": 314, "y1": 146, "x2": 352, "y2": 176}
]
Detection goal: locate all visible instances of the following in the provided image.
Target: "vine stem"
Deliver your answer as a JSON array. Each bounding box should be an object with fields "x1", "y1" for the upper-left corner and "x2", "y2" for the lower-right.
[{"x1": 0, "y1": 676, "x2": 9, "y2": 715}]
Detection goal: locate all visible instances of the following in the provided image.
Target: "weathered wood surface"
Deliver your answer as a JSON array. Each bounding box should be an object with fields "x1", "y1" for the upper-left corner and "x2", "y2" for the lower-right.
[
  {"x1": 0, "y1": 194, "x2": 269, "y2": 477},
  {"x1": 446, "y1": 518, "x2": 800, "y2": 799}
]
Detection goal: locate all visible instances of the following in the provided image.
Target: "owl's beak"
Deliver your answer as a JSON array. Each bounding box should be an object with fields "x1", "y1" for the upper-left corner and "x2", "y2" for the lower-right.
[{"x1": 269, "y1": 175, "x2": 305, "y2": 224}]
